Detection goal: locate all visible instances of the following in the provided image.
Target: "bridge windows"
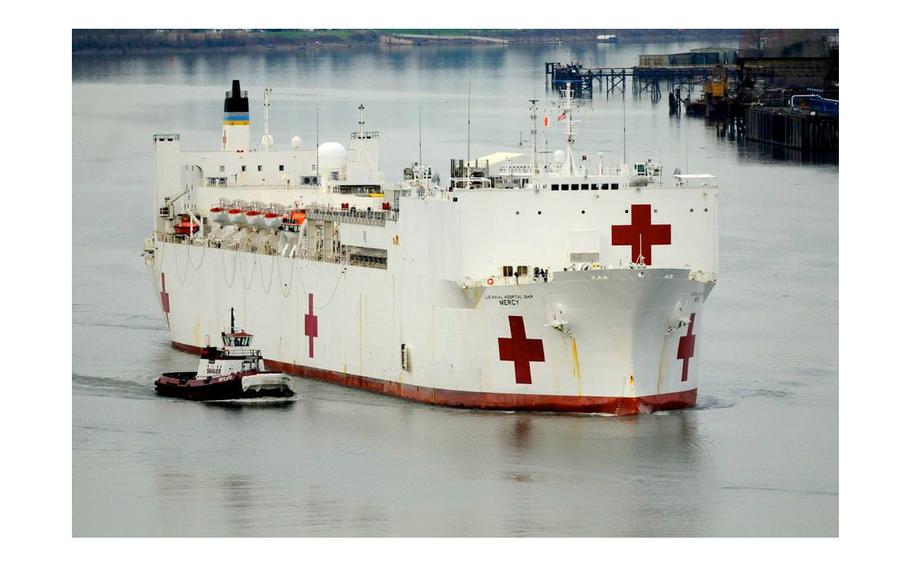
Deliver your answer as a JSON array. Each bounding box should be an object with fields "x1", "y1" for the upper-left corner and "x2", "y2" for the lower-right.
[
  {"x1": 279, "y1": 164, "x2": 285, "y2": 172},
  {"x1": 547, "y1": 181, "x2": 621, "y2": 191}
]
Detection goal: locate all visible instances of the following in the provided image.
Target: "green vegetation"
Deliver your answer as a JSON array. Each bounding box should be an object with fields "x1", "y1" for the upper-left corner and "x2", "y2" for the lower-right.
[{"x1": 72, "y1": 29, "x2": 755, "y2": 54}]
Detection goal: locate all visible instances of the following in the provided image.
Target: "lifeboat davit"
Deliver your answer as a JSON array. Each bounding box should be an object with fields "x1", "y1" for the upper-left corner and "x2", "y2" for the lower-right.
[
  {"x1": 209, "y1": 206, "x2": 228, "y2": 224},
  {"x1": 244, "y1": 210, "x2": 262, "y2": 227},
  {"x1": 226, "y1": 208, "x2": 244, "y2": 224},
  {"x1": 173, "y1": 214, "x2": 200, "y2": 236},
  {"x1": 262, "y1": 212, "x2": 283, "y2": 230}
]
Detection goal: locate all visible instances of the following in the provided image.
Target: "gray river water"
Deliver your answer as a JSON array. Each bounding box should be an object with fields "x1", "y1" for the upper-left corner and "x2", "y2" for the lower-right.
[{"x1": 72, "y1": 41, "x2": 837, "y2": 536}]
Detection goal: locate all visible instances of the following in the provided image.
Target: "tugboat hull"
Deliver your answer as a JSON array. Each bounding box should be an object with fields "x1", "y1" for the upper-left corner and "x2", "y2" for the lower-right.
[{"x1": 154, "y1": 372, "x2": 294, "y2": 401}]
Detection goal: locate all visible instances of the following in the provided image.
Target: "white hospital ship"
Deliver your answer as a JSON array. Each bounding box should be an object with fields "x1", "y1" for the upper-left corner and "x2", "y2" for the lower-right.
[{"x1": 142, "y1": 80, "x2": 718, "y2": 414}]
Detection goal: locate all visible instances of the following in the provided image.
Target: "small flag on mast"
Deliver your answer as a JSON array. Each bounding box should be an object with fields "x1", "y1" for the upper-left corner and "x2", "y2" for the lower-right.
[
  {"x1": 543, "y1": 115, "x2": 550, "y2": 127},
  {"x1": 557, "y1": 111, "x2": 568, "y2": 122}
]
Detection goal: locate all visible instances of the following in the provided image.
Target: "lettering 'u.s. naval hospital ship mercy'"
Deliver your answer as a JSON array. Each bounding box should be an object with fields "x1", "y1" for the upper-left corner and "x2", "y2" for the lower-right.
[{"x1": 142, "y1": 80, "x2": 718, "y2": 415}]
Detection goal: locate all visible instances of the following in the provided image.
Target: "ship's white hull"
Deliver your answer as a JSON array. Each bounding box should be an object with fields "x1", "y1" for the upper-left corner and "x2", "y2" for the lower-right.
[{"x1": 151, "y1": 240, "x2": 712, "y2": 414}]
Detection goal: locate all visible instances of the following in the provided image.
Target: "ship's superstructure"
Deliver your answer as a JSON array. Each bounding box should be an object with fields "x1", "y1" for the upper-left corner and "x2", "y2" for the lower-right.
[{"x1": 143, "y1": 80, "x2": 719, "y2": 414}]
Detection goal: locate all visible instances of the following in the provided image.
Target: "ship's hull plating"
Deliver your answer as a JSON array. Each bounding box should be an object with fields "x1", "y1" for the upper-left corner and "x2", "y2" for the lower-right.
[{"x1": 151, "y1": 241, "x2": 712, "y2": 414}]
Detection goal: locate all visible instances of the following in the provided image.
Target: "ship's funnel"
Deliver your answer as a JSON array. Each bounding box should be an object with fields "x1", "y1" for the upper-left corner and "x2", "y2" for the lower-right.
[{"x1": 221, "y1": 79, "x2": 250, "y2": 152}]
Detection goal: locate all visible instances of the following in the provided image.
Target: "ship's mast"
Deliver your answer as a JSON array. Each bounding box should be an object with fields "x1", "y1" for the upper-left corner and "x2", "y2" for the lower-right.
[
  {"x1": 355, "y1": 103, "x2": 365, "y2": 163},
  {"x1": 529, "y1": 98, "x2": 539, "y2": 175},
  {"x1": 262, "y1": 87, "x2": 272, "y2": 152},
  {"x1": 467, "y1": 80, "x2": 471, "y2": 166},
  {"x1": 560, "y1": 83, "x2": 578, "y2": 176},
  {"x1": 418, "y1": 106, "x2": 425, "y2": 189},
  {"x1": 352, "y1": 104, "x2": 377, "y2": 172}
]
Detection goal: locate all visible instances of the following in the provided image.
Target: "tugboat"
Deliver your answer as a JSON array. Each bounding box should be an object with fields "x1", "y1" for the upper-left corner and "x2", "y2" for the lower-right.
[{"x1": 154, "y1": 309, "x2": 295, "y2": 401}]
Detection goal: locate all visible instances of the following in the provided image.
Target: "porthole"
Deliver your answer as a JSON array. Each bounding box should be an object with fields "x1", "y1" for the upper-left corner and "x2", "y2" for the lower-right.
[
  {"x1": 581, "y1": 210, "x2": 586, "y2": 214},
  {"x1": 537, "y1": 211, "x2": 542, "y2": 215},
  {"x1": 515, "y1": 211, "x2": 520, "y2": 215},
  {"x1": 624, "y1": 209, "x2": 629, "y2": 214},
  {"x1": 704, "y1": 208, "x2": 708, "y2": 212}
]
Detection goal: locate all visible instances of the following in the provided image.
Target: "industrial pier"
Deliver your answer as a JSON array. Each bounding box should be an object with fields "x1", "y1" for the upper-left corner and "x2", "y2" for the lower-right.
[{"x1": 545, "y1": 43, "x2": 838, "y2": 154}]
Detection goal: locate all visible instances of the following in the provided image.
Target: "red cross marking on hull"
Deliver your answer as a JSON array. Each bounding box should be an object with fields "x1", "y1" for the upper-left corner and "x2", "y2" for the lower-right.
[
  {"x1": 498, "y1": 315, "x2": 545, "y2": 384},
  {"x1": 611, "y1": 204, "x2": 672, "y2": 265},
  {"x1": 160, "y1": 273, "x2": 170, "y2": 328},
  {"x1": 304, "y1": 293, "x2": 318, "y2": 358},
  {"x1": 677, "y1": 313, "x2": 696, "y2": 382}
]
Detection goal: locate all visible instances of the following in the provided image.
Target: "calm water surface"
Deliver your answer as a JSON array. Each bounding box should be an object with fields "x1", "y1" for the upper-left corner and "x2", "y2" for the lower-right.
[{"x1": 72, "y1": 42, "x2": 837, "y2": 536}]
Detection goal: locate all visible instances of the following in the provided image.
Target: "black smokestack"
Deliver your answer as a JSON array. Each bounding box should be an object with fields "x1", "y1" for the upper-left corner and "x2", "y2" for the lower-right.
[{"x1": 224, "y1": 79, "x2": 249, "y2": 113}]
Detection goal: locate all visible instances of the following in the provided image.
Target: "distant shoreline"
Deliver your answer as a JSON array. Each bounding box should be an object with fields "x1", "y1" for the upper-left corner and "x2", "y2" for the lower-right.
[{"x1": 72, "y1": 29, "x2": 748, "y2": 56}]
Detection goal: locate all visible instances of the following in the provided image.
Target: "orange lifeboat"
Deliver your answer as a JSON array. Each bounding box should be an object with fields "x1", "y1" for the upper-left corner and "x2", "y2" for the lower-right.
[
  {"x1": 173, "y1": 214, "x2": 200, "y2": 236},
  {"x1": 280, "y1": 209, "x2": 307, "y2": 233}
]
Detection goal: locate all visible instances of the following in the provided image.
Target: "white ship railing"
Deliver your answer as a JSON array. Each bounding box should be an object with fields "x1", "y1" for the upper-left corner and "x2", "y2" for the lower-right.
[
  {"x1": 199, "y1": 181, "x2": 316, "y2": 190},
  {"x1": 306, "y1": 206, "x2": 399, "y2": 226},
  {"x1": 219, "y1": 348, "x2": 260, "y2": 358},
  {"x1": 498, "y1": 164, "x2": 534, "y2": 175}
]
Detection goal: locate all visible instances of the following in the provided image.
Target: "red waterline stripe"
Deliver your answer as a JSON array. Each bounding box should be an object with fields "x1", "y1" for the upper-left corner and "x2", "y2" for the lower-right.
[{"x1": 171, "y1": 341, "x2": 696, "y2": 415}]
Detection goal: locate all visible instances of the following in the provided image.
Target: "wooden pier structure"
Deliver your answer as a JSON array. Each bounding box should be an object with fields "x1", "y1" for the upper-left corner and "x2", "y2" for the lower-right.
[{"x1": 545, "y1": 62, "x2": 737, "y2": 99}]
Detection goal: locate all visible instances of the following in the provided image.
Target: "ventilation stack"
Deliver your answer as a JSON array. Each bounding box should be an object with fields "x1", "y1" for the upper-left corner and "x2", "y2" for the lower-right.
[{"x1": 221, "y1": 80, "x2": 250, "y2": 152}]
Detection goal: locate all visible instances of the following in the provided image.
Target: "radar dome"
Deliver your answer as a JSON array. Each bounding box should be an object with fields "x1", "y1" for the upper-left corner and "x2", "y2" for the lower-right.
[
  {"x1": 291, "y1": 136, "x2": 302, "y2": 150},
  {"x1": 318, "y1": 142, "x2": 347, "y2": 171},
  {"x1": 553, "y1": 149, "x2": 566, "y2": 164}
]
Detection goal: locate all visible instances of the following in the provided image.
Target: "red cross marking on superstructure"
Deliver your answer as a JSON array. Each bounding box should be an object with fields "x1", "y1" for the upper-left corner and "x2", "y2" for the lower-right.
[
  {"x1": 498, "y1": 315, "x2": 545, "y2": 385},
  {"x1": 677, "y1": 313, "x2": 696, "y2": 382},
  {"x1": 611, "y1": 204, "x2": 672, "y2": 265},
  {"x1": 304, "y1": 293, "x2": 318, "y2": 358}
]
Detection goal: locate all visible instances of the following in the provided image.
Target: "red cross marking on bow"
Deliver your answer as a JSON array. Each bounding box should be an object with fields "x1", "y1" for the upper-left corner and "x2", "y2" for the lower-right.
[
  {"x1": 304, "y1": 293, "x2": 318, "y2": 358},
  {"x1": 677, "y1": 313, "x2": 696, "y2": 382},
  {"x1": 160, "y1": 273, "x2": 170, "y2": 328},
  {"x1": 498, "y1": 315, "x2": 545, "y2": 385},
  {"x1": 611, "y1": 204, "x2": 672, "y2": 265}
]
